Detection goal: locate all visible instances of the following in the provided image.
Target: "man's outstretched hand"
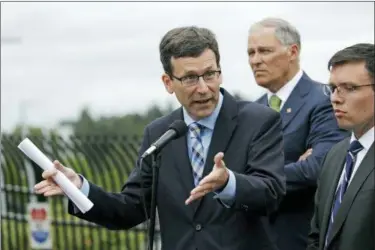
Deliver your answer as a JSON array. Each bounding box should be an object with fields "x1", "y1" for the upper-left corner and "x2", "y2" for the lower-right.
[
  {"x1": 34, "y1": 160, "x2": 82, "y2": 197},
  {"x1": 185, "y1": 152, "x2": 229, "y2": 205}
]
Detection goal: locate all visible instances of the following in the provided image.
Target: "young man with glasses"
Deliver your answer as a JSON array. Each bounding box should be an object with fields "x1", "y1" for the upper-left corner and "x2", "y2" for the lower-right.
[
  {"x1": 308, "y1": 43, "x2": 374, "y2": 250},
  {"x1": 35, "y1": 26, "x2": 286, "y2": 250}
]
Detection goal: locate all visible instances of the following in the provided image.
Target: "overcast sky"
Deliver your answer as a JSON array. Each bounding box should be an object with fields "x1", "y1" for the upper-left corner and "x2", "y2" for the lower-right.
[{"x1": 1, "y1": 2, "x2": 374, "y2": 133}]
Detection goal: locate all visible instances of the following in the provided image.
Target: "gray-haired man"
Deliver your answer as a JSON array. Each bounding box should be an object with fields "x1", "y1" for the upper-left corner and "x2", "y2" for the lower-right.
[{"x1": 249, "y1": 18, "x2": 349, "y2": 250}]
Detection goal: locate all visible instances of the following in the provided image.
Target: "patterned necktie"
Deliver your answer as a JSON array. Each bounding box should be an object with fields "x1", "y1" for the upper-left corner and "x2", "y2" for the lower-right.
[
  {"x1": 189, "y1": 123, "x2": 206, "y2": 186},
  {"x1": 269, "y1": 95, "x2": 282, "y2": 112},
  {"x1": 324, "y1": 140, "x2": 364, "y2": 248}
]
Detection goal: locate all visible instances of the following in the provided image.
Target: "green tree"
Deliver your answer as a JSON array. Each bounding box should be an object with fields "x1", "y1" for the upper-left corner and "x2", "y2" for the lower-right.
[{"x1": 60, "y1": 103, "x2": 174, "y2": 136}]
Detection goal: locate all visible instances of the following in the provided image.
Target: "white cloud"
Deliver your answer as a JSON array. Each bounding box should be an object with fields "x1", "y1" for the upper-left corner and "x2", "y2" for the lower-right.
[{"x1": 1, "y1": 2, "x2": 374, "y2": 132}]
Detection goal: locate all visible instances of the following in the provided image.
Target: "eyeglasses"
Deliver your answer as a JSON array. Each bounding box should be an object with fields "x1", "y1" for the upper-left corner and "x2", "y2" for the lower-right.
[
  {"x1": 323, "y1": 83, "x2": 374, "y2": 96},
  {"x1": 171, "y1": 70, "x2": 221, "y2": 87}
]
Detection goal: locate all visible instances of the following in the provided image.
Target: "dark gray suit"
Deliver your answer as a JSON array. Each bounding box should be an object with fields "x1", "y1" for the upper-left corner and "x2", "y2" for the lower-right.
[
  {"x1": 307, "y1": 138, "x2": 374, "y2": 250},
  {"x1": 68, "y1": 88, "x2": 286, "y2": 250}
]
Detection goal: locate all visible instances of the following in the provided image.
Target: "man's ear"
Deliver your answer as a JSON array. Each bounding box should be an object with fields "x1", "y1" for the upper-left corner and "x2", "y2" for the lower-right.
[
  {"x1": 288, "y1": 44, "x2": 299, "y2": 62},
  {"x1": 162, "y1": 73, "x2": 174, "y2": 94}
]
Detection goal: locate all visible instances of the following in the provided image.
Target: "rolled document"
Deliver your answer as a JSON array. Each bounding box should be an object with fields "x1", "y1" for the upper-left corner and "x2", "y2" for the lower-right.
[{"x1": 18, "y1": 138, "x2": 94, "y2": 213}]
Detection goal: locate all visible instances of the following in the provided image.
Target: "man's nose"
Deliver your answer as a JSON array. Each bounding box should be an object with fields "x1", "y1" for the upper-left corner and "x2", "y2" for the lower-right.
[
  {"x1": 249, "y1": 53, "x2": 262, "y2": 66},
  {"x1": 330, "y1": 89, "x2": 343, "y2": 104},
  {"x1": 196, "y1": 77, "x2": 209, "y2": 94},
  {"x1": 196, "y1": 78, "x2": 209, "y2": 93}
]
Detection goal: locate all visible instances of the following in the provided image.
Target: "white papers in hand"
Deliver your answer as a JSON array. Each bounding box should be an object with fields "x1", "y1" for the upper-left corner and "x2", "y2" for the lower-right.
[{"x1": 18, "y1": 138, "x2": 94, "y2": 213}]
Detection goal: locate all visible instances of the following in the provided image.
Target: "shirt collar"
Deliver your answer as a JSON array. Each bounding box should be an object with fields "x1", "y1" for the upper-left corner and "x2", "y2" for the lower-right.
[
  {"x1": 183, "y1": 91, "x2": 223, "y2": 131},
  {"x1": 350, "y1": 126, "x2": 374, "y2": 150},
  {"x1": 267, "y1": 69, "x2": 303, "y2": 104}
]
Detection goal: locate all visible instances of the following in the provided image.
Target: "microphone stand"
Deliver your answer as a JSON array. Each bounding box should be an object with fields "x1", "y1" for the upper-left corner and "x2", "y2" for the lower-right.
[{"x1": 148, "y1": 152, "x2": 161, "y2": 250}]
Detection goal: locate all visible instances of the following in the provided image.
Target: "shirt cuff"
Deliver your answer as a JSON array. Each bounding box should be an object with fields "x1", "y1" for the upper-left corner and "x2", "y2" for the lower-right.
[
  {"x1": 213, "y1": 169, "x2": 236, "y2": 207},
  {"x1": 73, "y1": 175, "x2": 90, "y2": 213},
  {"x1": 79, "y1": 175, "x2": 90, "y2": 197}
]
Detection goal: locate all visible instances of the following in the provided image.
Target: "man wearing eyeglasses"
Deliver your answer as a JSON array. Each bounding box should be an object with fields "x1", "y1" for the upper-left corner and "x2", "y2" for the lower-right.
[
  {"x1": 247, "y1": 18, "x2": 349, "y2": 250},
  {"x1": 308, "y1": 43, "x2": 374, "y2": 250},
  {"x1": 35, "y1": 26, "x2": 286, "y2": 250}
]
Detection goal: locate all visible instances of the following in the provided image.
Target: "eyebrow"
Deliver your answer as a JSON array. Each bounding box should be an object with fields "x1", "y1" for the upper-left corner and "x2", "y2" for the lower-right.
[
  {"x1": 329, "y1": 81, "x2": 359, "y2": 86},
  {"x1": 183, "y1": 65, "x2": 215, "y2": 75},
  {"x1": 247, "y1": 46, "x2": 273, "y2": 53}
]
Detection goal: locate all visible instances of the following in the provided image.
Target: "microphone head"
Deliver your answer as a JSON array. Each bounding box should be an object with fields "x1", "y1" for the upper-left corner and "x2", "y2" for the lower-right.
[{"x1": 169, "y1": 120, "x2": 188, "y2": 138}]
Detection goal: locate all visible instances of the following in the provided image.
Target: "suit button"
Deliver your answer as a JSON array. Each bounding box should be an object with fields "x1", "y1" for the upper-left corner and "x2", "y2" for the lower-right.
[{"x1": 195, "y1": 224, "x2": 202, "y2": 231}]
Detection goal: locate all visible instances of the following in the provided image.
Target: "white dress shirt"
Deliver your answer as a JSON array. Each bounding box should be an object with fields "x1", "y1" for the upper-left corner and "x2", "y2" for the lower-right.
[
  {"x1": 267, "y1": 69, "x2": 303, "y2": 109},
  {"x1": 336, "y1": 127, "x2": 374, "y2": 190}
]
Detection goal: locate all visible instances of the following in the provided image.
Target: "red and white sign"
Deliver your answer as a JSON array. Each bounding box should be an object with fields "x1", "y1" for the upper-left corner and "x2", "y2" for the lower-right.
[{"x1": 27, "y1": 202, "x2": 52, "y2": 249}]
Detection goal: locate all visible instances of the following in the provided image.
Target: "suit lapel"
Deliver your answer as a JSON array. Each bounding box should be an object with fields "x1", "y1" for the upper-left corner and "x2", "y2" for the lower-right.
[
  {"x1": 320, "y1": 139, "x2": 349, "y2": 247},
  {"x1": 193, "y1": 89, "x2": 238, "y2": 214},
  {"x1": 327, "y1": 142, "x2": 375, "y2": 247},
  {"x1": 257, "y1": 94, "x2": 268, "y2": 106},
  {"x1": 279, "y1": 74, "x2": 310, "y2": 130},
  {"x1": 169, "y1": 108, "x2": 196, "y2": 212},
  {"x1": 256, "y1": 73, "x2": 312, "y2": 130}
]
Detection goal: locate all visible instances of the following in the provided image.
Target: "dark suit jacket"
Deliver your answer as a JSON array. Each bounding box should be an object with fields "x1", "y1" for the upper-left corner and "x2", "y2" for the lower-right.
[
  {"x1": 257, "y1": 73, "x2": 349, "y2": 250},
  {"x1": 68, "y1": 88, "x2": 286, "y2": 250},
  {"x1": 307, "y1": 138, "x2": 374, "y2": 250}
]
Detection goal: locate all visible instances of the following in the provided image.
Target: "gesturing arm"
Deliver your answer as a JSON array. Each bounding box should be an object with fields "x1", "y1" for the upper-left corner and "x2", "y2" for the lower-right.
[{"x1": 66, "y1": 127, "x2": 154, "y2": 230}]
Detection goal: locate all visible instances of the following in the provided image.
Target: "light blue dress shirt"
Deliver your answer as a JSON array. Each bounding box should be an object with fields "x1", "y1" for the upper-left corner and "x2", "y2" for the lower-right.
[
  {"x1": 183, "y1": 92, "x2": 236, "y2": 206},
  {"x1": 78, "y1": 92, "x2": 236, "y2": 207}
]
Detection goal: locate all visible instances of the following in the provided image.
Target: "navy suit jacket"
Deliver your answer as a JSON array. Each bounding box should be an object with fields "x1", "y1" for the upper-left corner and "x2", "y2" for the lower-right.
[
  {"x1": 257, "y1": 72, "x2": 349, "y2": 250},
  {"x1": 69, "y1": 88, "x2": 286, "y2": 250}
]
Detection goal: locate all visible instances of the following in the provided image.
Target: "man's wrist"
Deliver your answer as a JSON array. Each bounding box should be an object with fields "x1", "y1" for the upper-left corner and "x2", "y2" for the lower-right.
[
  {"x1": 216, "y1": 169, "x2": 230, "y2": 193},
  {"x1": 77, "y1": 175, "x2": 83, "y2": 189}
]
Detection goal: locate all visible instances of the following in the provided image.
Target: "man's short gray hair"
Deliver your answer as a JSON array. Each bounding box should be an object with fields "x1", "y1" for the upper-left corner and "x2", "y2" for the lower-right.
[{"x1": 249, "y1": 18, "x2": 301, "y2": 50}]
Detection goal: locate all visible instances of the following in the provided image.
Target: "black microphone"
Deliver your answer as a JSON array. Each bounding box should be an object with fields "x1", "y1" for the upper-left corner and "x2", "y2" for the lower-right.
[{"x1": 141, "y1": 120, "x2": 188, "y2": 158}]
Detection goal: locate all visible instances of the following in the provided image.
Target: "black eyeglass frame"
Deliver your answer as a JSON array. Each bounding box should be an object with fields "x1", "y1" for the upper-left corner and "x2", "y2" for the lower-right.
[{"x1": 170, "y1": 70, "x2": 222, "y2": 86}]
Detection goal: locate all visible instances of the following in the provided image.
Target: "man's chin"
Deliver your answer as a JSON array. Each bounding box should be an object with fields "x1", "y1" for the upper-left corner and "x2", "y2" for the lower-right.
[
  {"x1": 255, "y1": 78, "x2": 271, "y2": 88},
  {"x1": 193, "y1": 109, "x2": 215, "y2": 120},
  {"x1": 337, "y1": 121, "x2": 353, "y2": 131}
]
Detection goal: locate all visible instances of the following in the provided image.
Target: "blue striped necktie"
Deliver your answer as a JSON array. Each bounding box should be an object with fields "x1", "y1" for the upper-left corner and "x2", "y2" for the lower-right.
[
  {"x1": 324, "y1": 140, "x2": 363, "y2": 248},
  {"x1": 189, "y1": 123, "x2": 206, "y2": 187}
]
